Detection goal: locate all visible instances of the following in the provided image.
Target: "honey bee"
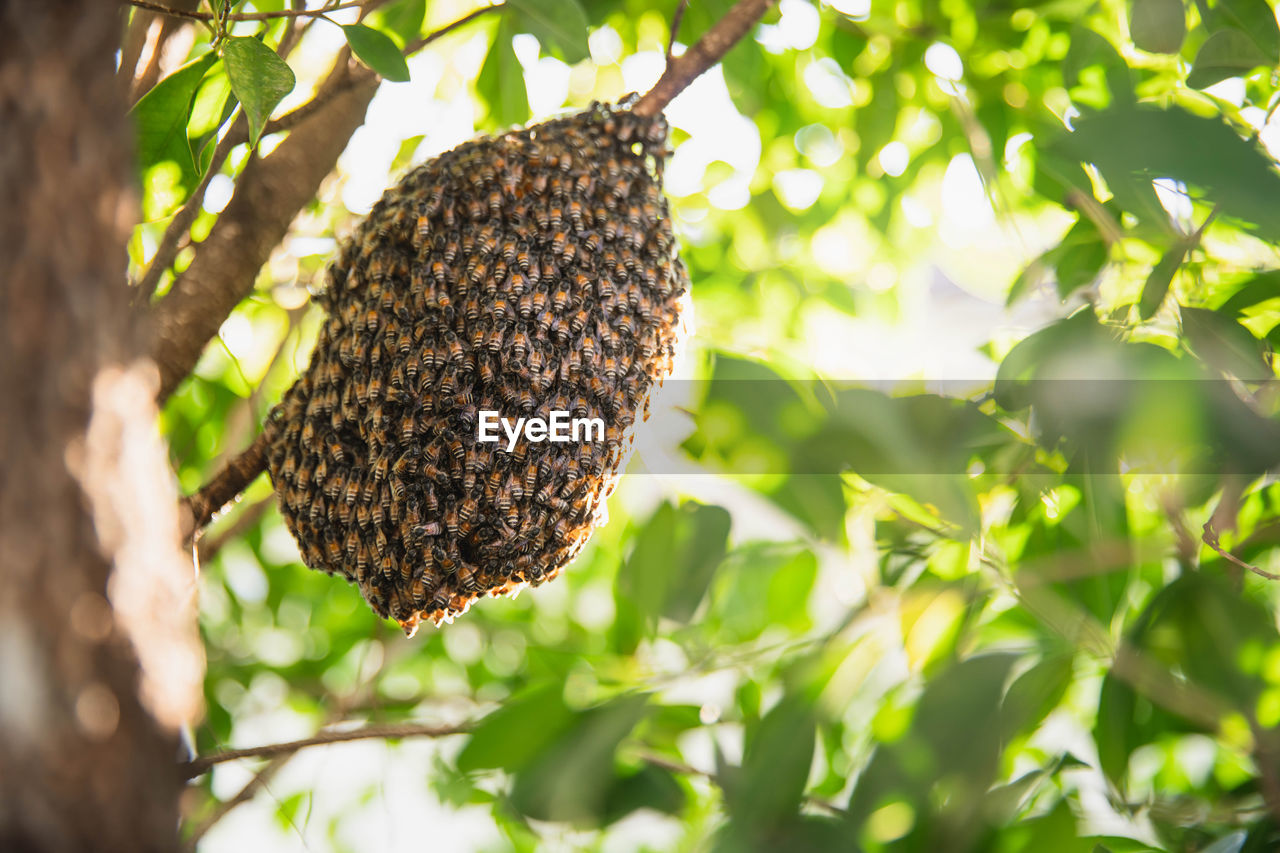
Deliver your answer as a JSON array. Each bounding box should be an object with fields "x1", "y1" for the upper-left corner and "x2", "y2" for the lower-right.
[
  {"x1": 444, "y1": 331, "x2": 464, "y2": 362},
  {"x1": 511, "y1": 323, "x2": 530, "y2": 358},
  {"x1": 456, "y1": 563, "x2": 480, "y2": 593},
  {"x1": 443, "y1": 500, "x2": 460, "y2": 537},
  {"x1": 445, "y1": 432, "x2": 465, "y2": 463},
  {"x1": 535, "y1": 309, "x2": 554, "y2": 335},
  {"x1": 459, "y1": 497, "x2": 478, "y2": 528}
]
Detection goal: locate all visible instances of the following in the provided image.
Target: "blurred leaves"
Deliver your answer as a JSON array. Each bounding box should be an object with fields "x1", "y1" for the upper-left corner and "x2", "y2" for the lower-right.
[
  {"x1": 613, "y1": 501, "x2": 730, "y2": 653},
  {"x1": 1129, "y1": 0, "x2": 1186, "y2": 54},
  {"x1": 1053, "y1": 106, "x2": 1280, "y2": 241},
  {"x1": 506, "y1": 0, "x2": 590, "y2": 64}
]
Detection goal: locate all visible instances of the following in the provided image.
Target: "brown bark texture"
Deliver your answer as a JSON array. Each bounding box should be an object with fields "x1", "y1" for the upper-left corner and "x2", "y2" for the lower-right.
[{"x1": 0, "y1": 2, "x2": 193, "y2": 850}]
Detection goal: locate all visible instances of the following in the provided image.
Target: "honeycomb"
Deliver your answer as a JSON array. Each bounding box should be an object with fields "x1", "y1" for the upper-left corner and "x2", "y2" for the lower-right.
[{"x1": 263, "y1": 101, "x2": 688, "y2": 635}]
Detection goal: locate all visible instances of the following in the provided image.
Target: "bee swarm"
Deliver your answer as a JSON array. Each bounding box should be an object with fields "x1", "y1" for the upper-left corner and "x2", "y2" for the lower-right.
[{"x1": 264, "y1": 102, "x2": 688, "y2": 635}]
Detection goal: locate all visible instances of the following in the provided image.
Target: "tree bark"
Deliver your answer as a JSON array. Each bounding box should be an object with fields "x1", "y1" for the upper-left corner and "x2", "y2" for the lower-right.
[{"x1": 0, "y1": 2, "x2": 197, "y2": 850}]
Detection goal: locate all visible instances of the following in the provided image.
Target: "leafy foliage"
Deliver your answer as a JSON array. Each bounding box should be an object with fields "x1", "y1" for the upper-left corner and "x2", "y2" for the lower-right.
[{"x1": 133, "y1": 0, "x2": 1280, "y2": 850}]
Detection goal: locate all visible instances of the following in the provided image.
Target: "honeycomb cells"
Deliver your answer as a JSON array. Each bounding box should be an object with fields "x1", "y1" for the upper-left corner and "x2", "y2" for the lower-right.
[{"x1": 264, "y1": 102, "x2": 687, "y2": 634}]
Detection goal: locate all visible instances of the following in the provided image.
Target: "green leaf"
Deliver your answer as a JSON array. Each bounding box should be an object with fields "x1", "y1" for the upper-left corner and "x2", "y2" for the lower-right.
[
  {"x1": 1182, "y1": 306, "x2": 1270, "y2": 379},
  {"x1": 342, "y1": 24, "x2": 411, "y2": 82},
  {"x1": 1188, "y1": 29, "x2": 1274, "y2": 89},
  {"x1": 1207, "y1": 0, "x2": 1280, "y2": 61},
  {"x1": 1063, "y1": 28, "x2": 1134, "y2": 107},
  {"x1": 1090, "y1": 676, "x2": 1141, "y2": 788},
  {"x1": 612, "y1": 501, "x2": 729, "y2": 650},
  {"x1": 1054, "y1": 216, "x2": 1109, "y2": 297},
  {"x1": 222, "y1": 36, "x2": 296, "y2": 148},
  {"x1": 477, "y1": 17, "x2": 528, "y2": 128},
  {"x1": 1138, "y1": 244, "x2": 1185, "y2": 319},
  {"x1": 601, "y1": 765, "x2": 686, "y2": 824},
  {"x1": 506, "y1": 0, "x2": 590, "y2": 64},
  {"x1": 1213, "y1": 271, "x2": 1280, "y2": 314},
  {"x1": 724, "y1": 695, "x2": 815, "y2": 830},
  {"x1": 1129, "y1": 0, "x2": 1186, "y2": 53},
  {"x1": 456, "y1": 683, "x2": 573, "y2": 773},
  {"x1": 377, "y1": 0, "x2": 426, "y2": 45},
  {"x1": 662, "y1": 503, "x2": 731, "y2": 623},
  {"x1": 508, "y1": 695, "x2": 650, "y2": 824},
  {"x1": 130, "y1": 51, "x2": 219, "y2": 185},
  {"x1": 1002, "y1": 654, "x2": 1075, "y2": 741},
  {"x1": 1054, "y1": 105, "x2": 1280, "y2": 241}
]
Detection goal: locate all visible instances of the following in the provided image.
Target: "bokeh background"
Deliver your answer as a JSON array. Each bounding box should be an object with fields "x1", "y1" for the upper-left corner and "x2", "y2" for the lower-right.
[{"x1": 134, "y1": 0, "x2": 1280, "y2": 849}]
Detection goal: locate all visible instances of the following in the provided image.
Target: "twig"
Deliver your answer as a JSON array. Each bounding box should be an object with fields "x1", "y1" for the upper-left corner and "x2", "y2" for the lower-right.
[
  {"x1": 1203, "y1": 521, "x2": 1280, "y2": 580},
  {"x1": 197, "y1": 496, "x2": 271, "y2": 562},
  {"x1": 127, "y1": 0, "x2": 364, "y2": 22},
  {"x1": 183, "y1": 755, "x2": 288, "y2": 849},
  {"x1": 634, "y1": 0, "x2": 777, "y2": 117},
  {"x1": 184, "y1": 431, "x2": 271, "y2": 534},
  {"x1": 1065, "y1": 187, "x2": 1125, "y2": 246},
  {"x1": 403, "y1": 3, "x2": 501, "y2": 54},
  {"x1": 181, "y1": 721, "x2": 472, "y2": 780},
  {"x1": 667, "y1": 0, "x2": 691, "y2": 61}
]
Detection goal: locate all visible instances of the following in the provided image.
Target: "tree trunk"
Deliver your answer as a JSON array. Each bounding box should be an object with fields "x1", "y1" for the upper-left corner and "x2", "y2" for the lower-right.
[{"x1": 0, "y1": 2, "x2": 197, "y2": 850}]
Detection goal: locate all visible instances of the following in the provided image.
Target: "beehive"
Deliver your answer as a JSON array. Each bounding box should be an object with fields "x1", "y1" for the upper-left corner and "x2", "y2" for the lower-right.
[{"x1": 263, "y1": 101, "x2": 687, "y2": 635}]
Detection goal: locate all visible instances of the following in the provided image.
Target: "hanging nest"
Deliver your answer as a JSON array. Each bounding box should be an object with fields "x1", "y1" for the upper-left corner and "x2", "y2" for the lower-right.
[{"x1": 263, "y1": 100, "x2": 688, "y2": 635}]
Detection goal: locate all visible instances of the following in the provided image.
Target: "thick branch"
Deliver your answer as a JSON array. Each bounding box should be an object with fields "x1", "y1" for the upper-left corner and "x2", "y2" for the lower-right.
[
  {"x1": 634, "y1": 0, "x2": 777, "y2": 117},
  {"x1": 181, "y1": 721, "x2": 472, "y2": 780},
  {"x1": 184, "y1": 430, "x2": 272, "y2": 533},
  {"x1": 150, "y1": 59, "x2": 380, "y2": 401},
  {"x1": 149, "y1": 5, "x2": 500, "y2": 401}
]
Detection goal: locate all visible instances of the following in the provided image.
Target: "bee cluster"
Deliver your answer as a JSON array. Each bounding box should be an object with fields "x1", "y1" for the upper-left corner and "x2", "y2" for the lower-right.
[{"x1": 264, "y1": 101, "x2": 688, "y2": 635}]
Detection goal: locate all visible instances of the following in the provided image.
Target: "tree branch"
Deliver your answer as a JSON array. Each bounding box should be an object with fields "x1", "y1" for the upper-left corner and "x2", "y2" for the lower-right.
[
  {"x1": 149, "y1": 5, "x2": 501, "y2": 401},
  {"x1": 634, "y1": 0, "x2": 777, "y2": 117},
  {"x1": 1203, "y1": 520, "x2": 1280, "y2": 581},
  {"x1": 403, "y1": 3, "x2": 501, "y2": 54},
  {"x1": 181, "y1": 721, "x2": 472, "y2": 780},
  {"x1": 150, "y1": 58, "x2": 380, "y2": 401},
  {"x1": 184, "y1": 430, "x2": 271, "y2": 534},
  {"x1": 126, "y1": 0, "x2": 365, "y2": 22}
]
